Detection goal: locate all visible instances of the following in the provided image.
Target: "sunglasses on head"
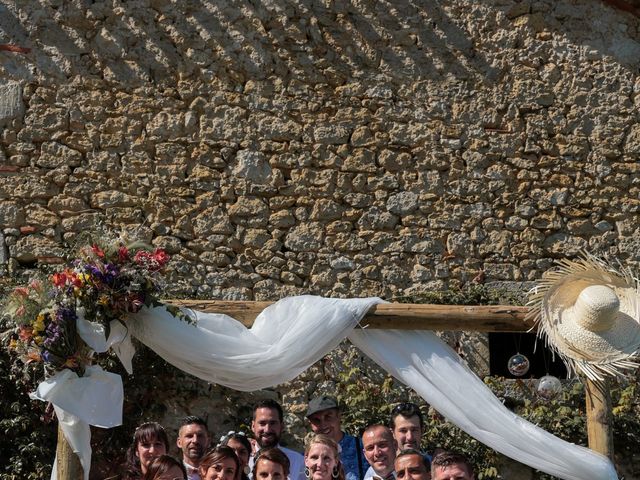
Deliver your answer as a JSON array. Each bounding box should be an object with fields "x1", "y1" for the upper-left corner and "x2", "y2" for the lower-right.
[{"x1": 392, "y1": 402, "x2": 420, "y2": 415}]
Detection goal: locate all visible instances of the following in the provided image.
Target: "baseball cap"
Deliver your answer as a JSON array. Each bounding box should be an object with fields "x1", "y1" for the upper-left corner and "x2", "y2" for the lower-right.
[{"x1": 306, "y1": 395, "x2": 339, "y2": 417}]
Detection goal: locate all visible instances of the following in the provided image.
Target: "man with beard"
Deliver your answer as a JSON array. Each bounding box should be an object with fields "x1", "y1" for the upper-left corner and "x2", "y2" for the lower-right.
[
  {"x1": 362, "y1": 424, "x2": 397, "y2": 480},
  {"x1": 250, "y1": 399, "x2": 305, "y2": 480},
  {"x1": 177, "y1": 416, "x2": 210, "y2": 480}
]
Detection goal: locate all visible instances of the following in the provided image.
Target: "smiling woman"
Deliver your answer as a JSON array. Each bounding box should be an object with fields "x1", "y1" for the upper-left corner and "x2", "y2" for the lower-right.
[
  {"x1": 121, "y1": 422, "x2": 170, "y2": 480},
  {"x1": 199, "y1": 446, "x2": 240, "y2": 480},
  {"x1": 304, "y1": 434, "x2": 345, "y2": 480}
]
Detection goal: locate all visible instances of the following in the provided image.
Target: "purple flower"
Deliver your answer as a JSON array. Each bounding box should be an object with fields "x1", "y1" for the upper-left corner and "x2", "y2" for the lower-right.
[
  {"x1": 85, "y1": 263, "x2": 119, "y2": 285},
  {"x1": 55, "y1": 306, "x2": 77, "y2": 324},
  {"x1": 44, "y1": 322, "x2": 62, "y2": 348}
]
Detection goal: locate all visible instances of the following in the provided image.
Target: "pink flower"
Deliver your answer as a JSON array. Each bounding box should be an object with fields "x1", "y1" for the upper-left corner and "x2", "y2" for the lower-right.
[
  {"x1": 18, "y1": 326, "x2": 32, "y2": 341},
  {"x1": 13, "y1": 287, "x2": 29, "y2": 297},
  {"x1": 91, "y1": 244, "x2": 105, "y2": 258},
  {"x1": 152, "y1": 249, "x2": 169, "y2": 267},
  {"x1": 130, "y1": 298, "x2": 144, "y2": 312}
]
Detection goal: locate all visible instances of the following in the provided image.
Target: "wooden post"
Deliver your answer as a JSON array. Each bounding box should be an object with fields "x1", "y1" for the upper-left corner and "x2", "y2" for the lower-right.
[
  {"x1": 56, "y1": 424, "x2": 83, "y2": 480},
  {"x1": 584, "y1": 378, "x2": 614, "y2": 459}
]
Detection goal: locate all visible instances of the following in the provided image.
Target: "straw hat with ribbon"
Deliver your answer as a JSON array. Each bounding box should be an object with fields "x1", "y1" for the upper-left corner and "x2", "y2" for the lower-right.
[{"x1": 527, "y1": 254, "x2": 640, "y2": 381}]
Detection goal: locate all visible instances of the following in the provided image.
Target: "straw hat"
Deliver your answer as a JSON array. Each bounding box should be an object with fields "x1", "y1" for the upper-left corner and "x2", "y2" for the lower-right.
[{"x1": 528, "y1": 254, "x2": 640, "y2": 381}]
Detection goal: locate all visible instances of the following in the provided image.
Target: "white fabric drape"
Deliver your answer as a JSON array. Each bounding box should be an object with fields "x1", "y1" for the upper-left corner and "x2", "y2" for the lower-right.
[
  {"x1": 349, "y1": 329, "x2": 618, "y2": 480},
  {"x1": 42, "y1": 296, "x2": 618, "y2": 480},
  {"x1": 131, "y1": 296, "x2": 379, "y2": 390},
  {"x1": 32, "y1": 365, "x2": 124, "y2": 480}
]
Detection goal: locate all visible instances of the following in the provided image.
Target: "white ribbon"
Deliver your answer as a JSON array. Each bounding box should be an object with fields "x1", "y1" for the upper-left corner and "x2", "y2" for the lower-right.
[
  {"x1": 76, "y1": 313, "x2": 136, "y2": 374},
  {"x1": 31, "y1": 366, "x2": 124, "y2": 480}
]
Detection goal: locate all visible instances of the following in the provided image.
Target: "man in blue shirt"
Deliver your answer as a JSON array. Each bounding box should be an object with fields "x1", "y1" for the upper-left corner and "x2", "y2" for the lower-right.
[{"x1": 306, "y1": 395, "x2": 370, "y2": 480}]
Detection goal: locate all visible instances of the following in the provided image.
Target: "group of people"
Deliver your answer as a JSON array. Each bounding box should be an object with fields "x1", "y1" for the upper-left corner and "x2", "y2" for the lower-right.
[{"x1": 120, "y1": 398, "x2": 475, "y2": 480}]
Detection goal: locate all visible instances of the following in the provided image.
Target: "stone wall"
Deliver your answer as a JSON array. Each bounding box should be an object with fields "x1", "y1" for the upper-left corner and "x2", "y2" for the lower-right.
[
  {"x1": 1, "y1": 0, "x2": 639, "y2": 478},
  {"x1": 1, "y1": 0, "x2": 639, "y2": 299}
]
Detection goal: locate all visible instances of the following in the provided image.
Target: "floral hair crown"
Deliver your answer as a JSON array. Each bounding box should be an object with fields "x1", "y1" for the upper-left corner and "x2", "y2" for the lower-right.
[{"x1": 219, "y1": 430, "x2": 247, "y2": 444}]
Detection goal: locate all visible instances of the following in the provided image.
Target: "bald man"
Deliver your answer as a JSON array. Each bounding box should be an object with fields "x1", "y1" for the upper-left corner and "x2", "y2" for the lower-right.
[{"x1": 362, "y1": 424, "x2": 397, "y2": 480}]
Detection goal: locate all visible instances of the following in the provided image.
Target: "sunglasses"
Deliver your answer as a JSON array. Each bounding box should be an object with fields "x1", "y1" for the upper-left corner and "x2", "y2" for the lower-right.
[{"x1": 391, "y1": 402, "x2": 420, "y2": 415}]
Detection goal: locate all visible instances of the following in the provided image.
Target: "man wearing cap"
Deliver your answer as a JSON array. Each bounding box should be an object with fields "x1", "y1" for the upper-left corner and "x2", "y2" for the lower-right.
[
  {"x1": 250, "y1": 398, "x2": 305, "y2": 480},
  {"x1": 306, "y1": 395, "x2": 370, "y2": 480},
  {"x1": 390, "y1": 402, "x2": 431, "y2": 465},
  {"x1": 394, "y1": 449, "x2": 431, "y2": 480},
  {"x1": 362, "y1": 424, "x2": 397, "y2": 480}
]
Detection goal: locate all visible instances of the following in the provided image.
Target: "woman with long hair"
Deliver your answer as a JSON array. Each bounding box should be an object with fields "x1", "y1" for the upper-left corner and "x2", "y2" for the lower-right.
[
  {"x1": 199, "y1": 445, "x2": 240, "y2": 480},
  {"x1": 304, "y1": 434, "x2": 345, "y2": 480},
  {"x1": 121, "y1": 422, "x2": 170, "y2": 479},
  {"x1": 142, "y1": 455, "x2": 187, "y2": 480},
  {"x1": 253, "y1": 447, "x2": 290, "y2": 480},
  {"x1": 219, "y1": 431, "x2": 252, "y2": 480}
]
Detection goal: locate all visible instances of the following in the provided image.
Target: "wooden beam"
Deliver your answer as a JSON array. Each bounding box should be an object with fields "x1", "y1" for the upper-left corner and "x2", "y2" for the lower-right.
[
  {"x1": 585, "y1": 378, "x2": 614, "y2": 459},
  {"x1": 167, "y1": 300, "x2": 534, "y2": 332}
]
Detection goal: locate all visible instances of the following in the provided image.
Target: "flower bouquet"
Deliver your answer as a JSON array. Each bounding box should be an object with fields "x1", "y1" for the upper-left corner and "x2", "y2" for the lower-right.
[
  {"x1": 3, "y1": 235, "x2": 186, "y2": 376},
  {"x1": 1, "y1": 232, "x2": 193, "y2": 478}
]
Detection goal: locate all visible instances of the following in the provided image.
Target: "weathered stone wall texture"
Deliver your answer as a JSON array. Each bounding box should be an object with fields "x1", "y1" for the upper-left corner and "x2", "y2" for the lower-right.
[{"x1": 1, "y1": 0, "x2": 639, "y2": 302}]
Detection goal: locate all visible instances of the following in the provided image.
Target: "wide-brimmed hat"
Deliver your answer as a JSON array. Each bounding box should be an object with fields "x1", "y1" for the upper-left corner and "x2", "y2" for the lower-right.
[{"x1": 528, "y1": 254, "x2": 640, "y2": 381}]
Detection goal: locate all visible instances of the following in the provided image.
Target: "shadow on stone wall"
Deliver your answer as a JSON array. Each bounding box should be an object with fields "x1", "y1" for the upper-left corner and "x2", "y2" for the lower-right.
[{"x1": 2, "y1": 1, "x2": 638, "y2": 88}]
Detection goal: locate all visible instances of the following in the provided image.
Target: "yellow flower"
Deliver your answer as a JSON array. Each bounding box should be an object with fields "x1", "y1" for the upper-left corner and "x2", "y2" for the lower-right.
[
  {"x1": 34, "y1": 335, "x2": 44, "y2": 346},
  {"x1": 9, "y1": 339, "x2": 18, "y2": 349},
  {"x1": 98, "y1": 295, "x2": 110, "y2": 306},
  {"x1": 77, "y1": 273, "x2": 90, "y2": 284},
  {"x1": 34, "y1": 314, "x2": 45, "y2": 330}
]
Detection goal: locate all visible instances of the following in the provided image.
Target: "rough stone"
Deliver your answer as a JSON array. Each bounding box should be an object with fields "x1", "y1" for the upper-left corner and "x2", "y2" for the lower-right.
[
  {"x1": 229, "y1": 197, "x2": 269, "y2": 226},
  {"x1": 387, "y1": 191, "x2": 419, "y2": 215},
  {"x1": 0, "y1": 201, "x2": 24, "y2": 227},
  {"x1": 192, "y1": 207, "x2": 234, "y2": 236},
  {"x1": 284, "y1": 223, "x2": 325, "y2": 252},
  {"x1": 11, "y1": 235, "x2": 66, "y2": 263},
  {"x1": 0, "y1": 231, "x2": 7, "y2": 264},
  {"x1": 0, "y1": 82, "x2": 24, "y2": 124},
  {"x1": 37, "y1": 142, "x2": 83, "y2": 169},
  {"x1": 26, "y1": 205, "x2": 59, "y2": 228},
  {"x1": 91, "y1": 191, "x2": 141, "y2": 209},
  {"x1": 232, "y1": 150, "x2": 272, "y2": 184}
]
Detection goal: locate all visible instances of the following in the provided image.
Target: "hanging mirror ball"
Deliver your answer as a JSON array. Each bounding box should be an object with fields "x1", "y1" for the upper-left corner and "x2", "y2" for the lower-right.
[
  {"x1": 537, "y1": 375, "x2": 562, "y2": 399},
  {"x1": 507, "y1": 353, "x2": 530, "y2": 376}
]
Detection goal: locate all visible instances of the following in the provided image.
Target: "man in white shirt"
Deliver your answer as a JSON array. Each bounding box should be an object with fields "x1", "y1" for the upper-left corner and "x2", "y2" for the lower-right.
[
  {"x1": 177, "y1": 416, "x2": 210, "y2": 480},
  {"x1": 249, "y1": 399, "x2": 305, "y2": 480},
  {"x1": 362, "y1": 424, "x2": 397, "y2": 480}
]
